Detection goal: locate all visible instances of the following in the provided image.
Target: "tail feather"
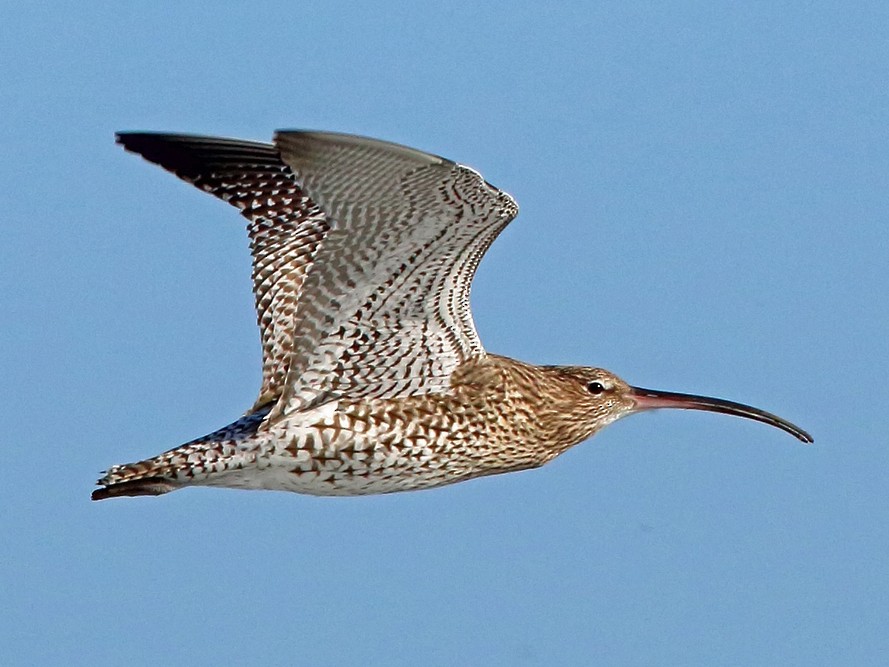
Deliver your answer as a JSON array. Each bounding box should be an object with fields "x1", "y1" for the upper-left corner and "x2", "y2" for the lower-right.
[
  {"x1": 91, "y1": 457, "x2": 185, "y2": 501},
  {"x1": 91, "y1": 476, "x2": 177, "y2": 501},
  {"x1": 92, "y1": 410, "x2": 269, "y2": 501}
]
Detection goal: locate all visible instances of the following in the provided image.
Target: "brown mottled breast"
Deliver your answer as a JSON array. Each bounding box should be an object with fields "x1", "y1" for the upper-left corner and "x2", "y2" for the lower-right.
[{"x1": 393, "y1": 354, "x2": 603, "y2": 476}]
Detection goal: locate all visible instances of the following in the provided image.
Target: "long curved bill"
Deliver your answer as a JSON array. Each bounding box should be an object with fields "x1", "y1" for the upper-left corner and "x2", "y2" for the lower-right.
[{"x1": 629, "y1": 387, "x2": 813, "y2": 443}]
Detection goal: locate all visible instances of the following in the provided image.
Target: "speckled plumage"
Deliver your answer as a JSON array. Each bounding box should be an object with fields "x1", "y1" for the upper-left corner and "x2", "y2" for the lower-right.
[{"x1": 93, "y1": 130, "x2": 811, "y2": 501}]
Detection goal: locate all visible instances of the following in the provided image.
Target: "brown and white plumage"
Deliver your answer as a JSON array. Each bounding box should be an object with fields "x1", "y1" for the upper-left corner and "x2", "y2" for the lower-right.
[
  {"x1": 109, "y1": 134, "x2": 332, "y2": 410},
  {"x1": 270, "y1": 132, "x2": 517, "y2": 415},
  {"x1": 92, "y1": 130, "x2": 811, "y2": 501}
]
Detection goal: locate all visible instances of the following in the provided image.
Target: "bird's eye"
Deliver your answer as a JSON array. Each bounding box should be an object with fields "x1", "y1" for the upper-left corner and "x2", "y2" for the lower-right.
[{"x1": 587, "y1": 381, "x2": 606, "y2": 395}]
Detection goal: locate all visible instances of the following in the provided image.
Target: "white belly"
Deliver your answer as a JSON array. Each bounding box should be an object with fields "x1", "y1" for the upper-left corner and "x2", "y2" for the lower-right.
[{"x1": 200, "y1": 409, "x2": 475, "y2": 496}]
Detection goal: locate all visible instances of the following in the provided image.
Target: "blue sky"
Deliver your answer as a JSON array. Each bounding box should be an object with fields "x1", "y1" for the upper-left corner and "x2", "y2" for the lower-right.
[{"x1": 1, "y1": 2, "x2": 886, "y2": 665}]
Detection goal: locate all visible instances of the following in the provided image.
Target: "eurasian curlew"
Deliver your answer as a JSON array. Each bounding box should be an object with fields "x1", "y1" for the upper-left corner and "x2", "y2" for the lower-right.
[{"x1": 92, "y1": 131, "x2": 811, "y2": 501}]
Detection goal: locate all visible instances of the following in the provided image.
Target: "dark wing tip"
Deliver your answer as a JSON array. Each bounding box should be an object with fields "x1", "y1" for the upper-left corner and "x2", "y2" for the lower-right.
[
  {"x1": 116, "y1": 132, "x2": 220, "y2": 180},
  {"x1": 115, "y1": 131, "x2": 280, "y2": 181}
]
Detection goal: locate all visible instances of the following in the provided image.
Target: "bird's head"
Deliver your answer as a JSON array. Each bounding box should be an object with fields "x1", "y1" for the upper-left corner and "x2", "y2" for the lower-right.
[{"x1": 541, "y1": 366, "x2": 813, "y2": 447}]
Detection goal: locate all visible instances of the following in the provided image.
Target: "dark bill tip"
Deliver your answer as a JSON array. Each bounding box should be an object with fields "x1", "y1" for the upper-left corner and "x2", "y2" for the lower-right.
[{"x1": 629, "y1": 386, "x2": 813, "y2": 444}]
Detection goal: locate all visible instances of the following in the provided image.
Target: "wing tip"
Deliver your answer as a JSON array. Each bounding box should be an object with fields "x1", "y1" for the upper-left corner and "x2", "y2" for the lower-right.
[{"x1": 114, "y1": 131, "x2": 282, "y2": 182}]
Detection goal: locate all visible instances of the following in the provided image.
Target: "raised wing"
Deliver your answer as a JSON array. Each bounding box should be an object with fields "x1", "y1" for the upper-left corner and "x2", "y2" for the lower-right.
[
  {"x1": 270, "y1": 131, "x2": 519, "y2": 416},
  {"x1": 116, "y1": 133, "x2": 330, "y2": 409}
]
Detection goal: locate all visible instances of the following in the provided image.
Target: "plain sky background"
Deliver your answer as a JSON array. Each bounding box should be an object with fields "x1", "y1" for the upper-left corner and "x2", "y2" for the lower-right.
[{"x1": 1, "y1": 2, "x2": 886, "y2": 665}]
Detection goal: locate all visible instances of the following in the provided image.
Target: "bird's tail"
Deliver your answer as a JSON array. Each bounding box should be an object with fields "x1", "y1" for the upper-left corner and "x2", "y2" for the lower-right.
[
  {"x1": 91, "y1": 473, "x2": 178, "y2": 501},
  {"x1": 91, "y1": 449, "x2": 195, "y2": 501},
  {"x1": 91, "y1": 410, "x2": 270, "y2": 501}
]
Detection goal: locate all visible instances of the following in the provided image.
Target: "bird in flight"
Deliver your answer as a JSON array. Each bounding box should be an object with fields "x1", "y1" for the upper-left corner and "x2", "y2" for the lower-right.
[{"x1": 92, "y1": 131, "x2": 811, "y2": 501}]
